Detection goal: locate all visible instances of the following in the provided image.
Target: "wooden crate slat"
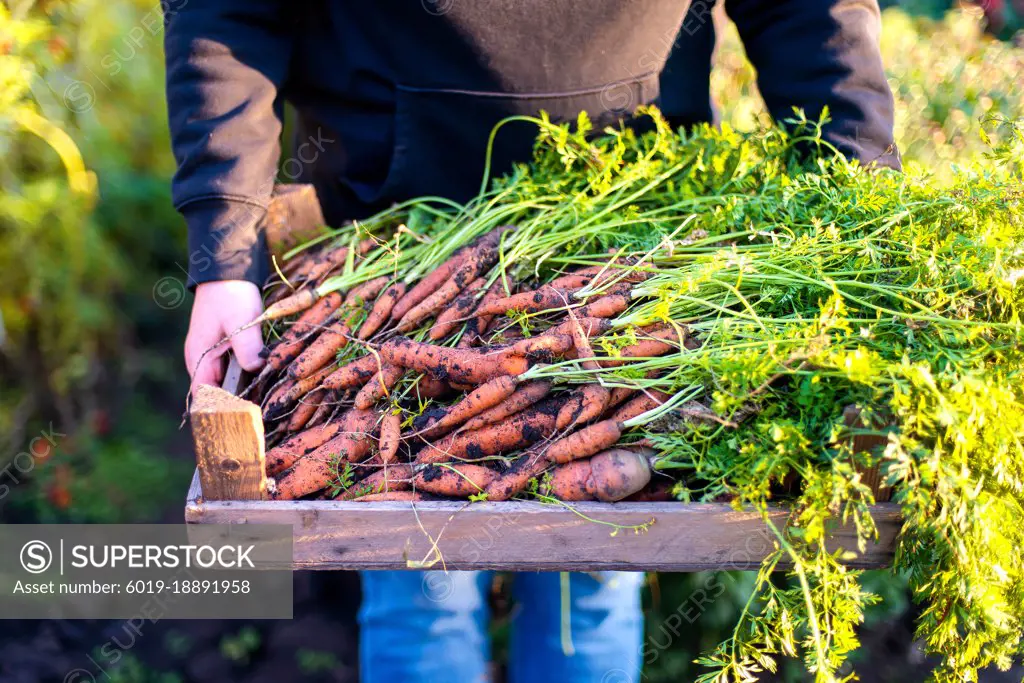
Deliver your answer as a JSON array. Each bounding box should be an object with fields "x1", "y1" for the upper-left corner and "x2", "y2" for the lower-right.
[{"x1": 185, "y1": 495, "x2": 901, "y2": 571}]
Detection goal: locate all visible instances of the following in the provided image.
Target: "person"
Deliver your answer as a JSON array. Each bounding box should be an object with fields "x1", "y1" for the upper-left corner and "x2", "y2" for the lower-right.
[{"x1": 166, "y1": 1, "x2": 897, "y2": 680}]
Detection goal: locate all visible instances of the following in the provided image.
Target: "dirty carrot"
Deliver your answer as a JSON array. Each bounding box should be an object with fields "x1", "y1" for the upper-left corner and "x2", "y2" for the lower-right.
[
  {"x1": 459, "y1": 278, "x2": 511, "y2": 347},
  {"x1": 288, "y1": 309, "x2": 360, "y2": 379},
  {"x1": 258, "y1": 291, "x2": 344, "y2": 378},
  {"x1": 556, "y1": 383, "x2": 612, "y2": 430},
  {"x1": 504, "y1": 333, "x2": 574, "y2": 358},
  {"x1": 414, "y1": 463, "x2": 496, "y2": 496},
  {"x1": 460, "y1": 380, "x2": 552, "y2": 432},
  {"x1": 575, "y1": 291, "x2": 632, "y2": 319},
  {"x1": 603, "y1": 325, "x2": 685, "y2": 366},
  {"x1": 418, "y1": 399, "x2": 561, "y2": 463},
  {"x1": 419, "y1": 375, "x2": 519, "y2": 439},
  {"x1": 395, "y1": 236, "x2": 503, "y2": 332},
  {"x1": 266, "y1": 365, "x2": 336, "y2": 420},
  {"x1": 265, "y1": 421, "x2": 345, "y2": 476},
  {"x1": 610, "y1": 390, "x2": 671, "y2": 423},
  {"x1": 345, "y1": 275, "x2": 390, "y2": 306},
  {"x1": 545, "y1": 419, "x2": 624, "y2": 464},
  {"x1": 287, "y1": 388, "x2": 327, "y2": 432},
  {"x1": 415, "y1": 375, "x2": 452, "y2": 400},
  {"x1": 474, "y1": 285, "x2": 575, "y2": 317},
  {"x1": 391, "y1": 247, "x2": 472, "y2": 321},
  {"x1": 354, "y1": 363, "x2": 405, "y2": 410},
  {"x1": 357, "y1": 282, "x2": 407, "y2": 340},
  {"x1": 322, "y1": 354, "x2": 381, "y2": 390},
  {"x1": 483, "y1": 450, "x2": 549, "y2": 501},
  {"x1": 429, "y1": 277, "x2": 487, "y2": 340},
  {"x1": 339, "y1": 463, "x2": 413, "y2": 500},
  {"x1": 304, "y1": 237, "x2": 378, "y2": 282},
  {"x1": 377, "y1": 411, "x2": 403, "y2": 464},
  {"x1": 382, "y1": 336, "x2": 529, "y2": 385}
]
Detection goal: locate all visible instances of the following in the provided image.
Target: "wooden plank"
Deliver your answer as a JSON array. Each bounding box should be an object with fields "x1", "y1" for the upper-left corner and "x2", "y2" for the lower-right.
[
  {"x1": 185, "y1": 498, "x2": 901, "y2": 571},
  {"x1": 189, "y1": 356, "x2": 267, "y2": 501},
  {"x1": 263, "y1": 184, "x2": 326, "y2": 259}
]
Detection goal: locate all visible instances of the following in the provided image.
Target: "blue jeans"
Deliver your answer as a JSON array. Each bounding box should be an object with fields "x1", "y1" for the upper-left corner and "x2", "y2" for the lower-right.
[{"x1": 359, "y1": 570, "x2": 644, "y2": 683}]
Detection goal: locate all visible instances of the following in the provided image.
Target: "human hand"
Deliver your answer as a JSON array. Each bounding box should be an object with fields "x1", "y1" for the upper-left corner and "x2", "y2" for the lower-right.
[{"x1": 185, "y1": 280, "x2": 266, "y2": 388}]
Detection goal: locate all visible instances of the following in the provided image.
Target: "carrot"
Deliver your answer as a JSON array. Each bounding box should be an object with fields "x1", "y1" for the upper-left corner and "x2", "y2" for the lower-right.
[
  {"x1": 547, "y1": 448, "x2": 652, "y2": 502},
  {"x1": 353, "y1": 491, "x2": 431, "y2": 502},
  {"x1": 429, "y1": 277, "x2": 487, "y2": 340},
  {"x1": 415, "y1": 375, "x2": 452, "y2": 400},
  {"x1": 418, "y1": 399, "x2": 561, "y2": 463},
  {"x1": 545, "y1": 419, "x2": 624, "y2": 464},
  {"x1": 586, "y1": 448, "x2": 654, "y2": 501},
  {"x1": 419, "y1": 375, "x2": 519, "y2": 439},
  {"x1": 547, "y1": 273, "x2": 594, "y2": 290},
  {"x1": 288, "y1": 309, "x2": 360, "y2": 379},
  {"x1": 546, "y1": 316, "x2": 613, "y2": 339},
  {"x1": 296, "y1": 408, "x2": 378, "y2": 464},
  {"x1": 571, "y1": 262, "x2": 649, "y2": 283},
  {"x1": 287, "y1": 388, "x2": 327, "y2": 432},
  {"x1": 354, "y1": 363, "x2": 405, "y2": 410},
  {"x1": 345, "y1": 275, "x2": 390, "y2": 306},
  {"x1": 391, "y1": 249, "x2": 471, "y2": 322},
  {"x1": 610, "y1": 390, "x2": 670, "y2": 423},
  {"x1": 474, "y1": 285, "x2": 574, "y2": 317},
  {"x1": 322, "y1": 354, "x2": 381, "y2": 390},
  {"x1": 266, "y1": 421, "x2": 345, "y2": 476},
  {"x1": 414, "y1": 463, "x2": 496, "y2": 497},
  {"x1": 556, "y1": 384, "x2": 612, "y2": 430},
  {"x1": 357, "y1": 282, "x2": 406, "y2": 340},
  {"x1": 263, "y1": 377, "x2": 295, "y2": 412},
  {"x1": 339, "y1": 463, "x2": 413, "y2": 500},
  {"x1": 259, "y1": 291, "x2": 344, "y2": 377},
  {"x1": 381, "y1": 336, "x2": 529, "y2": 385},
  {"x1": 269, "y1": 411, "x2": 378, "y2": 498},
  {"x1": 505, "y1": 333, "x2": 574, "y2": 358},
  {"x1": 546, "y1": 460, "x2": 594, "y2": 501},
  {"x1": 260, "y1": 289, "x2": 318, "y2": 324},
  {"x1": 377, "y1": 411, "x2": 402, "y2": 464},
  {"x1": 460, "y1": 380, "x2": 552, "y2": 432},
  {"x1": 307, "y1": 391, "x2": 339, "y2": 428},
  {"x1": 395, "y1": 239, "x2": 502, "y2": 333},
  {"x1": 304, "y1": 237, "x2": 378, "y2": 282},
  {"x1": 265, "y1": 365, "x2": 337, "y2": 421},
  {"x1": 575, "y1": 291, "x2": 632, "y2": 319},
  {"x1": 607, "y1": 386, "x2": 636, "y2": 409},
  {"x1": 562, "y1": 312, "x2": 602, "y2": 371},
  {"x1": 483, "y1": 450, "x2": 549, "y2": 501},
  {"x1": 603, "y1": 325, "x2": 685, "y2": 367},
  {"x1": 391, "y1": 225, "x2": 511, "y2": 321},
  {"x1": 459, "y1": 279, "x2": 512, "y2": 347}
]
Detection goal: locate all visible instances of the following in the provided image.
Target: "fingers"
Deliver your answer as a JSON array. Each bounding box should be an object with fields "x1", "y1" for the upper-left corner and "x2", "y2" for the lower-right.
[
  {"x1": 186, "y1": 280, "x2": 267, "y2": 388},
  {"x1": 230, "y1": 324, "x2": 267, "y2": 374},
  {"x1": 191, "y1": 346, "x2": 227, "y2": 389}
]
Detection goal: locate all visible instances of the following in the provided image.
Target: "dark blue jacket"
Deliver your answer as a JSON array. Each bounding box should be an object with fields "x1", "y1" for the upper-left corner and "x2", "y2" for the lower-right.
[{"x1": 164, "y1": 0, "x2": 898, "y2": 287}]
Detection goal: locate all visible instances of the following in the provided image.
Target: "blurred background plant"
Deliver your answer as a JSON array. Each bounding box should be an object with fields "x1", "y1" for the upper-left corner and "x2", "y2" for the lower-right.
[
  {"x1": 0, "y1": 0, "x2": 1021, "y2": 681},
  {"x1": 1, "y1": 0, "x2": 189, "y2": 524},
  {"x1": 711, "y1": 3, "x2": 1024, "y2": 181}
]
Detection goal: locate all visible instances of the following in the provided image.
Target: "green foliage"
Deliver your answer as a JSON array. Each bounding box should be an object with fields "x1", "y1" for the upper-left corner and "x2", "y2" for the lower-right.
[{"x1": 369, "y1": 104, "x2": 1024, "y2": 680}]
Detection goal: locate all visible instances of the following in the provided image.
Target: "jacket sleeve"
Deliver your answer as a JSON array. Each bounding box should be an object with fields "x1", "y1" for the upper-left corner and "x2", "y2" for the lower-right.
[
  {"x1": 726, "y1": 0, "x2": 900, "y2": 169},
  {"x1": 164, "y1": 0, "x2": 293, "y2": 287}
]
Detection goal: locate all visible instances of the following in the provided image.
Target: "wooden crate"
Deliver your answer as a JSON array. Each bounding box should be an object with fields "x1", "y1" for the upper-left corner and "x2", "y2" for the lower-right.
[
  {"x1": 186, "y1": 189, "x2": 900, "y2": 570},
  {"x1": 185, "y1": 357, "x2": 901, "y2": 571}
]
